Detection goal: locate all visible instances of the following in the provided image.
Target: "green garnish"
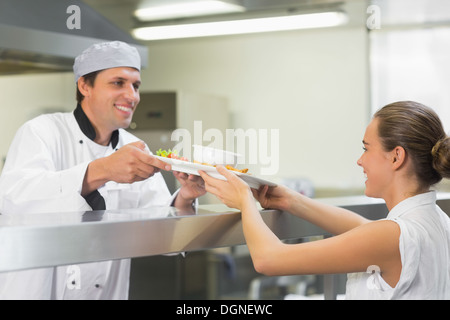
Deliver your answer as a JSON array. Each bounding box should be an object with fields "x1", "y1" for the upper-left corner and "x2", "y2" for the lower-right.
[{"x1": 156, "y1": 148, "x2": 178, "y2": 157}]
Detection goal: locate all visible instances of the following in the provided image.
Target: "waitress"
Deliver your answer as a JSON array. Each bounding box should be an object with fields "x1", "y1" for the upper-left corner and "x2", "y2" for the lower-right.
[
  {"x1": 201, "y1": 101, "x2": 450, "y2": 299},
  {"x1": 0, "y1": 41, "x2": 205, "y2": 299}
]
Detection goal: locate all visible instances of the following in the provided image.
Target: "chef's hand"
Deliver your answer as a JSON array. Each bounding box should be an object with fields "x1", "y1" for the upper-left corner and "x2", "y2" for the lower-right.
[
  {"x1": 174, "y1": 171, "x2": 206, "y2": 200},
  {"x1": 105, "y1": 141, "x2": 171, "y2": 182},
  {"x1": 82, "y1": 141, "x2": 171, "y2": 196},
  {"x1": 172, "y1": 171, "x2": 206, "y2": 213},
  {"x1": 200, "y1": 165, "x2": 253, "y2": 210}
]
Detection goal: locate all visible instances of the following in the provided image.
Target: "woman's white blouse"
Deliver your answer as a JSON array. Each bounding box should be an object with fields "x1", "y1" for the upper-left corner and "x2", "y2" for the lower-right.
[{"x1": 345, "y1": 191, "x2": 450, "y2": 299}]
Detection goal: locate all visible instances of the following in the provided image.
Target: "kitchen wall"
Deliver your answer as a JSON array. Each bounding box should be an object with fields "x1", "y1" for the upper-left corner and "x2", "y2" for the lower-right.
[
  {"x1": 0, "y1": 24, "x2": 369, "y2": 195},
  {"x1": 141, "y1": 26, "x2": 369, "y2": 193},
  {"x1": 0, "y1": 72, "x2": 74, "y2": 167}
]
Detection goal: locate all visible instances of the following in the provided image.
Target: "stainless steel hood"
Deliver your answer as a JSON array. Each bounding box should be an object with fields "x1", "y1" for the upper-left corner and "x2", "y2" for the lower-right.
[{"x1": 0, "y1": 0, "x2": 148, "y2": 75}]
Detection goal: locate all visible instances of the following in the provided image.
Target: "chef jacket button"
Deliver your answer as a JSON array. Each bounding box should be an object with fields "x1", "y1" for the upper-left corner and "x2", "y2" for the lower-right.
[
  {"x1": 79, "y1": 140, "x2": 83, "y2": 144},
  {"x1": 95, "y1": 284, "x2": 101, "y2": 288}
]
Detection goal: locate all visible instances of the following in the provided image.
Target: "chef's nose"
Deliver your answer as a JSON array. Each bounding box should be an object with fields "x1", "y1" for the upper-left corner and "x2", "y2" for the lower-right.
[{"x1": 123, "y1": 84, "x2": 139, "y2": 101}]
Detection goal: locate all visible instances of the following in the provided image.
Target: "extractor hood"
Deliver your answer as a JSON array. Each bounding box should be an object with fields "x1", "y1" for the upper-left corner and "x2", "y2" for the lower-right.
[{"x1": 0, "y1": 0, "x2": 148, "y2": 75}]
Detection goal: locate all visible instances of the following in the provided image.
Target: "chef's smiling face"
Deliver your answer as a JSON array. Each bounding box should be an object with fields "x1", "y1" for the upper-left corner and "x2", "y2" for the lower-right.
[
  {"x1": 80, "y1": 67, "x2": 141, "y2": 133},
  {"x1": 357, "y1": 118, "x2": 395, "y2": 199}
]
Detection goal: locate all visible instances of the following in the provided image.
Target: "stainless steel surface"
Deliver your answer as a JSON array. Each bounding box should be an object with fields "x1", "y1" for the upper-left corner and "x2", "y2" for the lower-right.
[
  {"x1": 0, "y1": 0, "x2": 148, "y2": 75},
  {"x1": 1, "y1": 195, "x2": 449, "y2": 273}
]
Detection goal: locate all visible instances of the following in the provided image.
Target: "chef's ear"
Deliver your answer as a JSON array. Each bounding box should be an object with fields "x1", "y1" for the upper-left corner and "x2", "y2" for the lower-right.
[{"x1": 77, "y1": 76, "x2": 92, "y2": 98}]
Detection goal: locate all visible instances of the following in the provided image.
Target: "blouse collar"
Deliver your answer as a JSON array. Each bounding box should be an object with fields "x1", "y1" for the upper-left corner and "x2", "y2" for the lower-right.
[{"x1": 387, "y1": 191, "x2": 437, "y2": 219}]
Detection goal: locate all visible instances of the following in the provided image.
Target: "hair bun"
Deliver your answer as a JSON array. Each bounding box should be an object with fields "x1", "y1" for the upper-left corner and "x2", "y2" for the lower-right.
[
  {"x1": 432, "y1": 136, "x2": 450, "y2": 179},
  {"x1": 432, "y1": 137, "x2": 448, "y2": 157},
  {"x1": 432, "y1": 138, "x2": 443, "y2": 158}
]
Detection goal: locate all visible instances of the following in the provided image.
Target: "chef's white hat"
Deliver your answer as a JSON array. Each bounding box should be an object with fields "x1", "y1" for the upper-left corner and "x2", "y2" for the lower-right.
[{"x1": 73, "y1": 41, "x2": 141, "y2": 83}]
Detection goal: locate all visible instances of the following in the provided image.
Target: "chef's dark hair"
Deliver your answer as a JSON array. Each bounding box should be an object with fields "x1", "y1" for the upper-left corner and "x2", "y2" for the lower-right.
[
  {"x1": 374, "y1": 101, "x2": 450, "y2": 188},
  {"x1": 76, "y1": 71, "x2": 100, "y2": 104}
]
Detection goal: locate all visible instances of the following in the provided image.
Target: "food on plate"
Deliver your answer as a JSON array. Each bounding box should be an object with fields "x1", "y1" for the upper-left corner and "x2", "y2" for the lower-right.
[
  {"x1": 193, "y1": 160, "x2": 249, "y2": 174},
  {"x1": 157, "y1": 148, "x2": 249, "y2": 174},
  {"x1": 156, "y1": 148, "x2": 188, "y2": 161},
  {"x1": 225, "y1": 165, "x2": 249, "y2": 174}
]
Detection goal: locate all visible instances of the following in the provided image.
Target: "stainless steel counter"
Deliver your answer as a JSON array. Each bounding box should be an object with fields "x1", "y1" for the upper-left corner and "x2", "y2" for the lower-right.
[{"x1": 1, "y1": 194, "x2": 449, "y2": 273}]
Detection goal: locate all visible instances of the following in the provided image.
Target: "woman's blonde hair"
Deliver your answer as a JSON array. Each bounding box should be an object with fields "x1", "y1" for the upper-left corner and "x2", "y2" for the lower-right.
[{"x1": 374, "y1": 101, "x2": 450, "y2": 187}]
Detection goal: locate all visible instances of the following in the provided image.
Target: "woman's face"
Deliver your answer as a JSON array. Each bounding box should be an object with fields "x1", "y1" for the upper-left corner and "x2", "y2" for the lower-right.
[{"x1": 357, "y1": 118, "x2": 395, "y2": 199}]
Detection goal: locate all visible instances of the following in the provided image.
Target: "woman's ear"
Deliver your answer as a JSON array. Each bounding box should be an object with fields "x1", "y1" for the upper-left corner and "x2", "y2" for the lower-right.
[{"x1": 392, "y1": 146, "x2": 406, "y2": 169}]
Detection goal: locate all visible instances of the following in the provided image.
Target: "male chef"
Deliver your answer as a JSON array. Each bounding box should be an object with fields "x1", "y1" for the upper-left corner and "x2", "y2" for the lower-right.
[{"x1": 0, "y1": 41, "x2": 205, "y2": 299}]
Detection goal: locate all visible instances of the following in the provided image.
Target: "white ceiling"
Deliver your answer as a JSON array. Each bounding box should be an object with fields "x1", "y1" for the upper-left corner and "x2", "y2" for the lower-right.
[
  {"x1": 82, "y1": 0, "x2": 450, "y2": 39},
  {"x1": 371, "y1": 0, "x2": 450, "y2": 26},
  {"x1": 82, "y1": 0, "x2": 353, "y2": 35}
]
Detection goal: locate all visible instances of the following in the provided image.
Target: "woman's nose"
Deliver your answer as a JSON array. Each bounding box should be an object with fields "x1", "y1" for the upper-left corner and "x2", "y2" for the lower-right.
[{"x1": 357, "y1": 155, "x2": 363, "y2": 167}]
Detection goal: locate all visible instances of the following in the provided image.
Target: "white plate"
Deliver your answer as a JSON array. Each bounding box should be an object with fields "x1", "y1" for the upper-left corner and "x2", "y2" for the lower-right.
[{"x1": 154, "y1": 156, "x2": 276, "y2": 189}]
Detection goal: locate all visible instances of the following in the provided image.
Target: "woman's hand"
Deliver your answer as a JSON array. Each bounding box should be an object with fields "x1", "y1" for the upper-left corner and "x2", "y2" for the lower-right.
[
  {"x1": 199, "y1": 165, "x2": 253, "y2": 210},
  {"x1": 252, "y1": 184, "x2": 294, "y2": 212}
]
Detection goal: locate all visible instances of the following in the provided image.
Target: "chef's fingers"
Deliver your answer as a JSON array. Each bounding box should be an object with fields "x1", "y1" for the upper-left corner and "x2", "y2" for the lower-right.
[
  {"x1": 251, "y1": 187, "x2": 260, "y2": 199},
  {"x1": 138, "y1": 153, "x2": 171, "y2": 171},
  {"x1": 128, "y1": 140, "x2": 146, "y2": 151},
  {"x1": 128, "y1": 154, "x2": 167, "y2": 180},
  {"x1": 188, "y1": 174, "x2": 203, "y2": 182},
  {"x1": 174, "y1": 172, "x2": 204, "y2": 185},
  {"x1": 135, "y1": 165, "x2": 160, "y2": 180},
  {"x1": 256, "y1": 185, "x2": 269, "y2": 200},
  {"x1": 173, "y1": 171, "x2": 189, "y2": 180},
  {"x1": 116, "y1": 142, "x2": 170, "y2": 171}
]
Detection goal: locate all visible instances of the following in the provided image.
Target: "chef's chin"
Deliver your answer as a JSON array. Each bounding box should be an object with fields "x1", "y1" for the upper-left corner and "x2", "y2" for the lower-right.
[{"x1": 118, "y1": 120, "x2": 133, "y2": 130}]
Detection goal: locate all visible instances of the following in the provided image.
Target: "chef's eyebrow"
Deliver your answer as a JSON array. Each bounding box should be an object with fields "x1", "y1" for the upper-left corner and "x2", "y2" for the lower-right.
[
  {"x1": 112, "y1": 76, "x2": 140, "y2": 83},
  {"x1": 362, "y1": 140, "x2": 369, "y2": 145},
  {"x1": 111, "y1": 77, "x2": 141, "y2": 87}
]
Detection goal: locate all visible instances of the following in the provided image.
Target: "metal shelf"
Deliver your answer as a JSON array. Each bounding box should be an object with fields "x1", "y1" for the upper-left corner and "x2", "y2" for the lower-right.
[{"x1": 1, "y1": 196, "x2": 449, "y2": 273}]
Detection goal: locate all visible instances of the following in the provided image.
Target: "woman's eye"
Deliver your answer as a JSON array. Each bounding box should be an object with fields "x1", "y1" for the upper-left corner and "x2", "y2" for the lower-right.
[{"x1": 362, "y1": 146, "x2": 368, "y2": 152}]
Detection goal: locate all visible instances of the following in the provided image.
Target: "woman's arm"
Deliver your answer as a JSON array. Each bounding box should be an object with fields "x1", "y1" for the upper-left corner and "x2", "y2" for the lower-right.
[
  {"x1": 244, "y1": 203, "x2": 401, "y2": 287},
  {"x1": 200, "y1": 166, "x2": 401, "y2": 287},
  {"x1": 254, "y1": 184, "x2": 370, "y2": 235}
]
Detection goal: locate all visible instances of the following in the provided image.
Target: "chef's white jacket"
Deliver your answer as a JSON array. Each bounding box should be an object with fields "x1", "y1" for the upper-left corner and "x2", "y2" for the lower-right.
[{"x1": 0, "y1": 107, "x2": 177, "y2": 299}]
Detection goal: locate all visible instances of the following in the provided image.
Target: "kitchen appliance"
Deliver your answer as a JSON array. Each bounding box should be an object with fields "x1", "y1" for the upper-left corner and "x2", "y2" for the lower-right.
[{"x1": 0, "y1": 0, "x2": 147, "y2": 75}]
